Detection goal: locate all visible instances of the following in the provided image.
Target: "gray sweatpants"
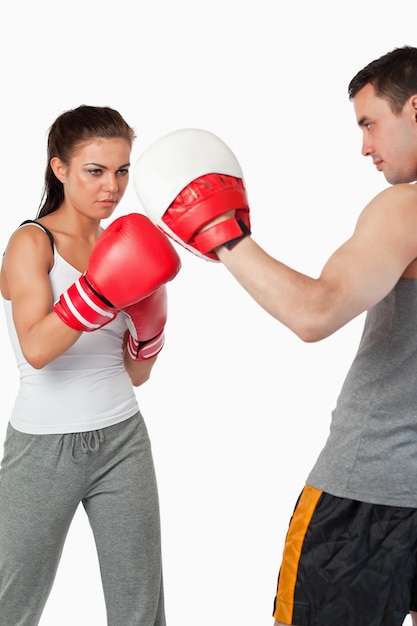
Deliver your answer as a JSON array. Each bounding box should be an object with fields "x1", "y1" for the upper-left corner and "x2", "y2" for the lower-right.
[{"x1": 0, "y1": 412, "x2": 165, "y2": 626}]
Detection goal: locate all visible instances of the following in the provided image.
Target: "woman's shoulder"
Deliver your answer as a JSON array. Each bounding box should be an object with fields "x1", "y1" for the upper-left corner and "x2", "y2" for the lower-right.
[
  {"x1": 1, "y1": 221, "x2": 56, "y2": 298},
  {"x1": 17, "y1": 220, "x2": 55, "y2": 251},
  {"x1": 4, "y1": 220, "x2": 55, "y2": 269}
]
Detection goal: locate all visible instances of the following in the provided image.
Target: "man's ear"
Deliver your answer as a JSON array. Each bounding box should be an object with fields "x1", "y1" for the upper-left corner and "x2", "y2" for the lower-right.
[
  {"x1": 50, "y1": 157, "x2": 67, "y2": 183},
  {"x1": 411, "y1": 95, "x2": 417, "y2": 121}
]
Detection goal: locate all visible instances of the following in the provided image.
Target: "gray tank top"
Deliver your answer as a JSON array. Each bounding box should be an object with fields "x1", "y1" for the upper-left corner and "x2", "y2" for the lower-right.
[{"x1": 307, "y1": 279, "x2": 417, "y2": 507}]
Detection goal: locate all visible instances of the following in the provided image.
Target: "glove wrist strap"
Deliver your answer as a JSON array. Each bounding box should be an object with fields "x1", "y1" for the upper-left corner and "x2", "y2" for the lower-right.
[
  {"x1": 222, "y1": 218, "x2": 251, "y2": 250},
  {"x1": 127, "y1": 330, "x2": 165, "y2": 360}
]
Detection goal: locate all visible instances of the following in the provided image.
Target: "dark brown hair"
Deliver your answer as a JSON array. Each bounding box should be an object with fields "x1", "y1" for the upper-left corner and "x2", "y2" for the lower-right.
[
  {"x1": 37, "y1": 105, "x2": 136, "y2": 218},
  {"x1": 348, "y1": 45, "x2": 417, "y2": 114}
]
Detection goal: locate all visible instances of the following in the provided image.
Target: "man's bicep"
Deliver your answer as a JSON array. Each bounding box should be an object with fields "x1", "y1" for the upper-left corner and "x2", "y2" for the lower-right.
[{"x1": 320, "y1": 190, "x2": 417, "y2": 316}]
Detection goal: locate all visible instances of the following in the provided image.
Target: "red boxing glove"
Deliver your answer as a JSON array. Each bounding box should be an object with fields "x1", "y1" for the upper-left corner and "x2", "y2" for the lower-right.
[
  {"x1": 53, "y1": 213, "x2": 181, "y2": 331},
  {"x1": 53, "y1": 274, "x2": 118, "y2": 331},
  {"x1": 134, "y1": 128, "x2": 251, "y2": 261},
  {"x1": 124, "y1": 286, "x2": 167, "y2": 360}
]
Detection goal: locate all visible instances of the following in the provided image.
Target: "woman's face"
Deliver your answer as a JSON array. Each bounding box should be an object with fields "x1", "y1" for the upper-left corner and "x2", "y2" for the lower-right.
[{"x1": 53, "y1": 137, "x2": 132, "y2": 220}]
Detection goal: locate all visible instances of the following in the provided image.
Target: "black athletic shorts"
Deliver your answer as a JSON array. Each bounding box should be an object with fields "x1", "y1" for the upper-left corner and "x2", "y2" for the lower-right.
[{"x1": 273, "y1": 485, "x2": 417, "y2": 626}]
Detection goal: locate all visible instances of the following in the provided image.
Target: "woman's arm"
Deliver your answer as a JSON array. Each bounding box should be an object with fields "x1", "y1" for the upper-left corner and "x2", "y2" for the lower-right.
[
  {"x1": 123, "y1": 337, "x2": 157, "y2": 387},
  {"x1": 2, "y1": 226, "x2": 81, "y2": 368}
]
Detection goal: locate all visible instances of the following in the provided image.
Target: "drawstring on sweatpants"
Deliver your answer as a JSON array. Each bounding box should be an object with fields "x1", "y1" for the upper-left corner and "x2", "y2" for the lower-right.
[{"x1": 71, "y1": 429, "x2": 105, "y2": 461}]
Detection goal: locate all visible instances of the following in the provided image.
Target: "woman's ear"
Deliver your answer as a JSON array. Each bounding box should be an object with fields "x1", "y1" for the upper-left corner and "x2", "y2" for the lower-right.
[{"x1": 50, "y1": 157, "x2": 67, "y2": 183}]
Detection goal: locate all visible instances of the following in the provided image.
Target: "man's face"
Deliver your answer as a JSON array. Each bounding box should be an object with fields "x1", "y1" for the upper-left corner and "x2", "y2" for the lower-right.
[{"x1": 353, "y1": 83, "x2": 417, "y2": 184}]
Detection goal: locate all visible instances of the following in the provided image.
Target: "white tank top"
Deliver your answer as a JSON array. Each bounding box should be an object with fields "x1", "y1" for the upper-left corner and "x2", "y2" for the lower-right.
[{"x1": 3, "y1": 223, "x2": 138, "y2": 434}]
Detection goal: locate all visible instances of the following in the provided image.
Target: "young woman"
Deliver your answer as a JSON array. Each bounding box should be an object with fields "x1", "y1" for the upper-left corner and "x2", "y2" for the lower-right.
[{"x1": 0, "y1": 105, "x2": 180, "y2": 625}]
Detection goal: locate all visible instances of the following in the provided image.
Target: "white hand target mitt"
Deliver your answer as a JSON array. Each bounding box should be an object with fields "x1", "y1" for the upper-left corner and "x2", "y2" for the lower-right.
[{"x1": 134, "y1": 128, "x2": 251, "y2": 261}]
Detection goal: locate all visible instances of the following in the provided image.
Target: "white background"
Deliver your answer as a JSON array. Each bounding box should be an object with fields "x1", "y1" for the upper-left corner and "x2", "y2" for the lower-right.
[{"x1": 0, "y1": 1, "x2": 416, "y2": 624}]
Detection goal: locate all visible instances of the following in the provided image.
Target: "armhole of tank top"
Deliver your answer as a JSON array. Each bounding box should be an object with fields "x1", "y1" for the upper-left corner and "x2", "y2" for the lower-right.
[{"x1": 19, "y1": 220, "x2": 55, "y2": 253}]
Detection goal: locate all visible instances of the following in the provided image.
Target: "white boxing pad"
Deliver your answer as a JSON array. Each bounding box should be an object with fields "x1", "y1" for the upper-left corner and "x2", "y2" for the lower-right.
[{"x1": 134, "y1": 128, "x2": 244, "y2": 234}]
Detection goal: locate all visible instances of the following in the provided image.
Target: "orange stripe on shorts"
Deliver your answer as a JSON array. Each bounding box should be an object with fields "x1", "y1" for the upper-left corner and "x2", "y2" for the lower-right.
[{"x1": 273, "y1": 485, "x2": 323, "y2": 624}]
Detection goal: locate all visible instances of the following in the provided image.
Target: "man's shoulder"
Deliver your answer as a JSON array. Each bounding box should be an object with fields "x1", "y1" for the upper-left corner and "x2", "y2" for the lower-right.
[
  {"x1": 361, "y1": 184, "x2": 417, "y2": 223},
  {"x1": 377, "y1": 182, "x2": 417, "y2": 202}
]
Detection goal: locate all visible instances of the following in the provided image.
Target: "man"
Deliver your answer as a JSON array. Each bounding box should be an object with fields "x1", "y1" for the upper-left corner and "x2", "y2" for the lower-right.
[{"x1": 135, "y1": 46, "x2": 417, "y2": 625}]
